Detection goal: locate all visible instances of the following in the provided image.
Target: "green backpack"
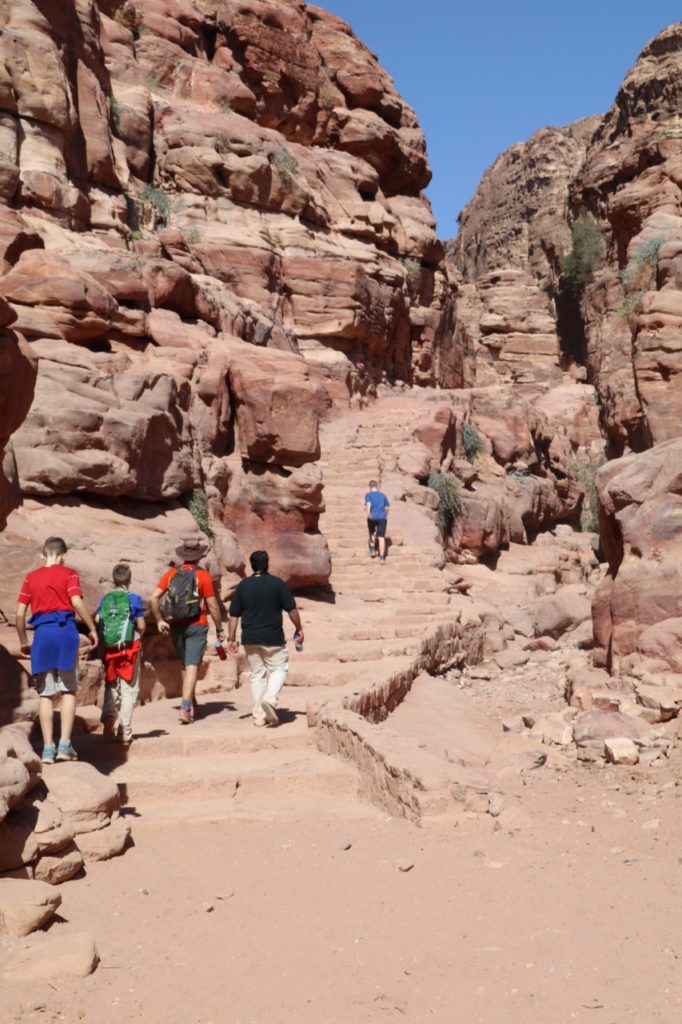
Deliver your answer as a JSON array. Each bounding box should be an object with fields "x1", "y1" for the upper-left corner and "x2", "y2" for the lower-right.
[{"x1": 99, "y1": 590, "x2": 135, "y2": 648}]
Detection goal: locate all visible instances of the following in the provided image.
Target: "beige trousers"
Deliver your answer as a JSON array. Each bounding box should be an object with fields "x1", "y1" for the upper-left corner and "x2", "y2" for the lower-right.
[
  {"x1": 245, "y1": 645, "x2": 289, "y2": 724},
  {"x1": 101, "y1": 657, "x2": 141, "y2": 741}
]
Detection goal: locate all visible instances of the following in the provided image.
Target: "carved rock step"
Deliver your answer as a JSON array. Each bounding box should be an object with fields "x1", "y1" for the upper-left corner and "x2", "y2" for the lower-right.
[
  {"x1": 123, "y1": 796, "x2": 382, "y2": 827},
  {"x1": 109, "y1": 751, "x2": 359, "y2": 805}
]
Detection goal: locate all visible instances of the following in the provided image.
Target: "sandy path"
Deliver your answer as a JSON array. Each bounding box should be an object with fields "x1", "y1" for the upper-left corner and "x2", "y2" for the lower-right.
[{"x1": 6, "y1": 761, "x2": 682, "y2": 1024}]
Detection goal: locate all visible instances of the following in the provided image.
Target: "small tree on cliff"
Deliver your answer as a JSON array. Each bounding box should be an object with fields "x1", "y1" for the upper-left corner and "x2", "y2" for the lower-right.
[{"x1": 561, "y1": 212, "x2": 606, "y2": 291}]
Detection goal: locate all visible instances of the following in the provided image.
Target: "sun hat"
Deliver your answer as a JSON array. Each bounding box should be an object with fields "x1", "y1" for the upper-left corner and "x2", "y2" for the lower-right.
[{"x1": 175, "y1": 537, "x2": 209, "y2": 563}]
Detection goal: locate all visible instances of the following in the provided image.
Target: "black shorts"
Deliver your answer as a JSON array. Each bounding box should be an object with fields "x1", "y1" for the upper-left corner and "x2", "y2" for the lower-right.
[
  {"x1": 367, "y1": 518, "x2": 387, "y2": 538},
  {"x1": 170, "y1": 623, "x2": 208, "y2": 667}
]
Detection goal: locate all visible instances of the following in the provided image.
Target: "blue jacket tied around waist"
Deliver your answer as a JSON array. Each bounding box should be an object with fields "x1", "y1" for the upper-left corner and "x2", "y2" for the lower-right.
[{"x1": 30, "y1": 611, "x2": 80, "y2": 676}]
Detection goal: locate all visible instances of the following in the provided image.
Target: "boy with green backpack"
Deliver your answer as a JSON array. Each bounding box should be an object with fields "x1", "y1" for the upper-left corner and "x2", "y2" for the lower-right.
[{"x1": 96, "y1": 563, "x2": 146, "y2": 746}]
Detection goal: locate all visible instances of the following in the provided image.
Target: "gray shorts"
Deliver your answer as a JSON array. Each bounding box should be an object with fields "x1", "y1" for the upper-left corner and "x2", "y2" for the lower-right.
[
  {"x1": 170, "y1": 623, "x2": 208, "y2": 667},
  {"x1": 33, "y1": 668, "x2": 79, "y2": 698}
]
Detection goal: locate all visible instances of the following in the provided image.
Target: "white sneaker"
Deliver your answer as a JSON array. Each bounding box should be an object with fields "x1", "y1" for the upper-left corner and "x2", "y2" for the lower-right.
[{"x1": 260, "y1": 700, "x2": 279, "y2": 727}]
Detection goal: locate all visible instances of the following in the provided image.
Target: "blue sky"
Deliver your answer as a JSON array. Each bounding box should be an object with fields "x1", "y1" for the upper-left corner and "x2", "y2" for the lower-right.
[{"x1": 317, "y1": 1, "x2": 682, "y2": 237}]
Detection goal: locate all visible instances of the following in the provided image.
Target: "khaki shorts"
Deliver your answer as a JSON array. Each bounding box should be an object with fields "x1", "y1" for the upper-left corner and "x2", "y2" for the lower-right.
[{"x1": 33, "y1": 668, "x2": 79, "y2": 698}]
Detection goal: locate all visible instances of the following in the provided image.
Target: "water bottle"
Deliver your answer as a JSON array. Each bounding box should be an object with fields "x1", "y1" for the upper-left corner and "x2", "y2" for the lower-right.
[
  {"x1": 294, "y1": 630, "x2": 303, "y2": 653},
  {"x1": 215, "y1": 639, "x2": 227, "y2": 661}
]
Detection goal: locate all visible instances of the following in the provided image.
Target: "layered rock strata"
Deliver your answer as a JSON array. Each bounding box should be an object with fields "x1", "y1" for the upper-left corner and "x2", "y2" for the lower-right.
[
  {"x1": 0, "y1": 0, "x2": 458, "y2": 695},
  {"x1": 449, "y1": 22, "x2": 682, "y2": 698}
]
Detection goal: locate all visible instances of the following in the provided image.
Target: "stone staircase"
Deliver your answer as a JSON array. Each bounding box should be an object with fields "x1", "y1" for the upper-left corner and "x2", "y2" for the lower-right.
[{"x1": 83, "y1": 394, "x2": 486, "y2": 826}]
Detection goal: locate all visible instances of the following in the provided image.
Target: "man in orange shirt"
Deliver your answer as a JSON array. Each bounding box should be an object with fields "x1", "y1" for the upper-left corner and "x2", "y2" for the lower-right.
[{"x1": 150, "y1": 538, "x2": 225, "y2": 724}]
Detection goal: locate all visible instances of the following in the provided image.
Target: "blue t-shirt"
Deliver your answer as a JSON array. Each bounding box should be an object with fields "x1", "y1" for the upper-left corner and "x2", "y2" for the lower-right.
[
  {"x1": 365, "y1": 490, "x2": 390, "y2": 520},
  {"x1": 97, "y1": 591, "x2": 144, "y2": 637}
]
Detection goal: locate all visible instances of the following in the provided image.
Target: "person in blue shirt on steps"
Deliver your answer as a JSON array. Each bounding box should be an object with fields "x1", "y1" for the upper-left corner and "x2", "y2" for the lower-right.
[{"x1": 365, "y1": 480, "x2": 390, "y2": 564}]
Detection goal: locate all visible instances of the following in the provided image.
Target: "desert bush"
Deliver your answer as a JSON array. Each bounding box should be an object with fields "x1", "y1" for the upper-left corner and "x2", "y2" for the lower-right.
[
  {"x1": 214, "y1": 134, "x2": 231, "y2": 155},
  {"x1": 139, "y1": 184, "x2": 171, "y2": 229},
  {"x1": 567, "y1": 452, "x2": 604, "y2": 533},
  {"x1": 268, "y1": 143, "x2": 298, "y2": 178},
  {"x1": 561, "y1": 212, "x2": 606, "y2": 290},
  {"x1": 113, "y1": 3, "x2": 143, "y2": 32},
  {"x1": 462, "y1": 422, "x2": 484, "y2": 463},
  {"x1": 216, "y1": 95, "x2": 232, "y2": 114},
  {"x1": 427, "y1": 472, "x2": 464, "y2": 534},
  {"x1": 184, "y1": 227, "x2": 202, "y2": 245},
  {"x1": 402, "y1": 256, "x2": 421, "y2": 281},
  {"x1": 145, "y1": 72, "x2": 163, "y2": 94},
  {"x1": 620, "y1": 235, "x2": 662, "y2": 324},
  {"x1": 181, "y1": 489, "x2": 213, "y2": 538},
  {"x1": 111, "y1": 95, "x2": 122, "y2": 132}
]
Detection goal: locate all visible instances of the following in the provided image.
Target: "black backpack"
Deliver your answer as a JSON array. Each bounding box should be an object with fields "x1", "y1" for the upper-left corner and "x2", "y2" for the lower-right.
[{"x1": 160, "y1": 568, "x2": 200, "y2": 621}]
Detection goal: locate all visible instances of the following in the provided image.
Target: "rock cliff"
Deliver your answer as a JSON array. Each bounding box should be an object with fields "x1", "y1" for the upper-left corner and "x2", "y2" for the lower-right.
[
  {"x1": 0, "y1": 0, "x2": 458, "y2": 693},
  {"x1": 449, "y1": 21, "x2": 682, "y2": 696}
]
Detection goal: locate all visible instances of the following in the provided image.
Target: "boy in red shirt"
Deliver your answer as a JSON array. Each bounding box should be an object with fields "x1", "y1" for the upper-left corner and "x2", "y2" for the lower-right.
[
  {"x1": 16, "y1": 536, "x2": 98, "y2": 764},
  {"x1": 150, "y1": 538, "x2": 225, "y2": 724}
]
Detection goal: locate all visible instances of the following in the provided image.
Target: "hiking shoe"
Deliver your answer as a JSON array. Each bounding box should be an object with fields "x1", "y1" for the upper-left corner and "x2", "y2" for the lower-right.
[
  {"x1": 260, "y1": 699, "x2": 279, "y2": 727},
  {"x1": 116, "y1": 725, "x2": 133, "y2": 747},
  {"x1": 368, "y1": 544, "x2": 377, "y2": 558},
  {"x1": 41, "y1": 744, "x2": 57, "y2": 765},
  {"x1": 102, "y1": 717, "x2": 117, "y2": 742},
  {"x1": 178, "y1": 706, "x2": 193, "y2": 725},
  {"x1": 252, "y1": 717, "x2": 266, "y2": 727},
  {"x1": 55, "y1": 742, "x2": 78, "y2": 762},
  {"x1": 379, "y1": 556, "x2": 386, "y2": 565}
]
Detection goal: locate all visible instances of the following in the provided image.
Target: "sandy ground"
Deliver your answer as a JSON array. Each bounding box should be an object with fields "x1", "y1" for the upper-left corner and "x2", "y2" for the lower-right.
[{"x1": 5, "y1": 760, "x2": 682, "y2": 1024}]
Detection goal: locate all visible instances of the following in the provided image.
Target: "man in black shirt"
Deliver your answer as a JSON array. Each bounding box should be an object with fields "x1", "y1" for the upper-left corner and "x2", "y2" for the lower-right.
[{"x1": 227, "y1": 550, "x2": 304, "y2": 727}]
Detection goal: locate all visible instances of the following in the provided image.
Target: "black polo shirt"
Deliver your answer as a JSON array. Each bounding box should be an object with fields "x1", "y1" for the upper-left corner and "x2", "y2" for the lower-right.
[{"x1": 228, "y1": 572, "x2": 296, "y2": 646}]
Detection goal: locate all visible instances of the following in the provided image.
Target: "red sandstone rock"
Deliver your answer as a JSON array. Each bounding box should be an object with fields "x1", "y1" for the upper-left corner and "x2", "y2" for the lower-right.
[
  {"x1": 2, "y1": 929, "x2": 99, "y2": 981},
  {"x1": 595, "y1": 440, "x2": 682, "y2": 679}
]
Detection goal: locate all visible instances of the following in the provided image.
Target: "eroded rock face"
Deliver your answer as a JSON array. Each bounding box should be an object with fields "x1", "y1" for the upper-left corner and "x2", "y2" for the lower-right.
[
  {"x1": 570, "y1": 26, "x2": 682, "y2": 454},
  {"x1": 594, "y1": 439, "x2": 682, "y2": 677},
  {"x1": 0, "y1": 294, "x2": 36, "y2": 530},
  {"x1": 452, "y1": 120, "x2": 598, "y2": 288},
  {"x1": 0, "y1": 0, "x2": 462, "y2": 702}
]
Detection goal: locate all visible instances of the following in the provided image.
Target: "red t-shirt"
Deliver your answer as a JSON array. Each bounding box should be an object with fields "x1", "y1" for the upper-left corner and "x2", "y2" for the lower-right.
[
  {"x1": 18, "y1": 564, "x2": 83, "y2": 615},
  {"x1": 156, "y1": 563, "x2": 215, "y2": 627}
]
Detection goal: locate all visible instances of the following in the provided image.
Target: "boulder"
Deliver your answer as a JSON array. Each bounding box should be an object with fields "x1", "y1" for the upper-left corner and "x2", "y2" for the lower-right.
[
  {"x1": 0, "y1": 878, "x2": 61, "y2": 937},
  {"x1": 32, "y1": 841, "x2": 84, "y2": 885},
  {"x1": 534, "y1": 589, "x2": 592, "y2": 639},
  {"x1": 2, "y1": 930, "x2": 99, "y2": 981},
  {"x1": 226, "y1": 338, "x2": 321, "y2": 468},
  {"x1": 604, "y1": 737, "x2": 639, "y2": 766},
  {"x1": 76, "y1": 816, "x2": 130, "y2": 862},
  {"x1": 42, "y1": 762, "x2": 119, "y2": 834}
]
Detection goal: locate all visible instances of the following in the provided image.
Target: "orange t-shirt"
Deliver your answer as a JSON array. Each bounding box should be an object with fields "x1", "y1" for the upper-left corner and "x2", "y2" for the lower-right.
[{"x1": 156, "y1": 563, "x2": 215, "y2": 627}]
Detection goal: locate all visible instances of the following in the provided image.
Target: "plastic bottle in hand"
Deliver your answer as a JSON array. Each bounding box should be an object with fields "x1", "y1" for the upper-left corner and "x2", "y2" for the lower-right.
[
  {"x1": 294, "y1": 630, "x2": 304, "y2": 653},
  {"x1": 215, "y1": 639, "x2": 227, "y2": 661}
]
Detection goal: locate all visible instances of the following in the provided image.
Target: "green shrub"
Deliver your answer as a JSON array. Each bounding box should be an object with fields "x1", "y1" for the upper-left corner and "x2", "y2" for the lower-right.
[
  {"x1": 561, "y1": 212, "x2": 606, "y2": 291},
  {"x1": 184, "y1": 227, "x2": 202, "y2": 245},
  {"x1": 145, "y1": 72, "x2": 163, "y2": 94},
  {"x1": 140, "y1": 184, "x2": 171, "y2": 228},
  {"x1": 216, "y1": 95, "x2": 232, "y2": 114},
  {"x1": 402, "y1": 256, "x2": 421, "y2": 281},
  {"x1": 620, "y1": 235, "x2": 662, "y2": 323},
  {"x1": 268, "y1": 143, "x2": 298, "y2": 178},
  {"x1": 427, "y1": 472, "x2": 464, "y2": 534},
  {"x1": 567, "y1": 452, "x2": 604, "y2": 533},
  {"x1": 113, "y1": 3, "x2": 143, "y2": 32},
  {"x1": 111, "y1": 95, "x2": 121, "y2": 133},
  {"x1": 181, "y1": 489, "x2": 213, "y2": 538},
  {"x1": 462, "y1": 422, "x2": 484, "y2": 463},
  {"x1": 130, "y1": 229, "x2": 144, "y2": 240}
]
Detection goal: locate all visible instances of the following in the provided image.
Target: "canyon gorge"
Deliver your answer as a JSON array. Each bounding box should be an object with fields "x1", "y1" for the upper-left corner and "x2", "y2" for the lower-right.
[{"x1": 1, "y1": 4, "x2": 682, "y2": 1021}]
